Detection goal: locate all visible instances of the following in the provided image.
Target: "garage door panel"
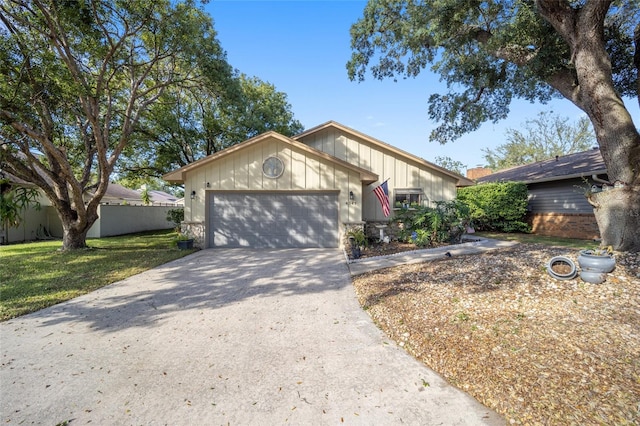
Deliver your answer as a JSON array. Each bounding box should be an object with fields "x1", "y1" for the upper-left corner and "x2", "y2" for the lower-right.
[{"x1": 210, "y1": 193, "x2": 338, "y2": 248}]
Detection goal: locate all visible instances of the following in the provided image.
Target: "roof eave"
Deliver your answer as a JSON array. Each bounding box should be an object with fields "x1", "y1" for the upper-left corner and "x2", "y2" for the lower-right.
[
  {"x1": 163, "y1": 171, "x2": 184, "y2": 184},
  {"x1": 162, "y1": 130, "x2": 380, "y2": 185},
  {"x1": 478, "y1": 169, "x2": 608, "y2": 185},
  {"x1": 523, "y1": 169, "x2": 608, "y2": 184}
]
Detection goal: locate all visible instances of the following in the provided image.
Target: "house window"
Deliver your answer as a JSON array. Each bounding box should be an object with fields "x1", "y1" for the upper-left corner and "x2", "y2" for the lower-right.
[{"x1": 394, "y1": 188, "x2": 423, "y2": 209}]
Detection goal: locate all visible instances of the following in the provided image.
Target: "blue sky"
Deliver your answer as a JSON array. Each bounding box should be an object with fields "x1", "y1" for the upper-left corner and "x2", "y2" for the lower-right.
[{"x1": 205, "y1": 0, "x2": 639, "y2": 171}]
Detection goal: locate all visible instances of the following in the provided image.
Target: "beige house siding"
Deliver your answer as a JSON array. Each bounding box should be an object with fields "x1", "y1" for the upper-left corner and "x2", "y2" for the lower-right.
[
  {"x1": 297, "y1": 127, "x2": 457, "y2": 221},
  {"x1": 163, "y1": 122, "x2": 466, "y2": 248},
  {"x1": 182, "y1": 135, "x2": 363, "y2": 244}
]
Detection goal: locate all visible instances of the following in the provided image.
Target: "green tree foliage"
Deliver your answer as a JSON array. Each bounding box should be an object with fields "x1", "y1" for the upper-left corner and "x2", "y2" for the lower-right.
[
  {"x1": 227, "y1": 75, "x2": 305, "y2": 142},
  {"x1": 347, "y1": 0, "x2": 640, "y2": 251},
  {"x1": 434, "y1": 155, "x2": 467, "y2": 175},
  {"x1": 0, "y1": 0, "x2": 234, "y2": 249},
  {"x1": 457, "y1": 182, "x2": 530, "y2": 233},
  {"x1": 0, "y1": 179, "x2": 40, "y2": 243},
  {"x1": 1, "y1": 181, "x2": 42, "y2": 242},
  {"x1": 140, "y1": 186, "x2": 152, "y2": 206},
  {"x1": 483, "y1": 111, "x2": 597, "y2": 170},
  {"x1": 118, "y1": 74, "x2": 304, "y2": 181}
]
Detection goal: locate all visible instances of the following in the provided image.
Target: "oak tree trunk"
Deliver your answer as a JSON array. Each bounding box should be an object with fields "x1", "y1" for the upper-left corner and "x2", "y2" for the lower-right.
[
  {"x1": 574, "y1": 37, "x2": 640, "y2": 252},
  {"x1": 538, "y1": 0, "x2": 640, "y2": 251},
  {"x1": 61, "y1": 224, "x2": 90, "y2": 250},
  {"x1": 56, "y1": 202, "x2": 99, "y2": 250},
  {"x1": 589, "y1": 187, "x2": 640, "y2": 252}
]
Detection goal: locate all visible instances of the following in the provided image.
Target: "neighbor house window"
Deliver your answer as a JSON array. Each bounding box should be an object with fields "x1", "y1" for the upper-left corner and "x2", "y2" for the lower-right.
[{"x1": 394, "y1": 188, "x2": 423, "y2": 209}]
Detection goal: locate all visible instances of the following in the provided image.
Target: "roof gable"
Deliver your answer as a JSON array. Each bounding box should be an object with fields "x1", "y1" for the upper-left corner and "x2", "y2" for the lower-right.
[
  {"x1": 163, "y1": 131, "x2": 378, "y2": 184},
  {"x1": 477, "y1": 148, "x2": 607, "y2": 184},
  {"x1": 294, "y1": 121, "x2": 474, "y2": 187}
]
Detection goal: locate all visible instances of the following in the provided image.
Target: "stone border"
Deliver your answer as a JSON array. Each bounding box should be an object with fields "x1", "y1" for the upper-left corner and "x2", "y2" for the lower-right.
[{"x1": 345, "y1": 236, "x2": 484, "y2": 265}]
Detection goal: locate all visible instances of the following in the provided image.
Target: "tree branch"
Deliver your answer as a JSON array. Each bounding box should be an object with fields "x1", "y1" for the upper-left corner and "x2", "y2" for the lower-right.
[{"x1": 634, "y1": 22, "x2": 640, "y2": 108}]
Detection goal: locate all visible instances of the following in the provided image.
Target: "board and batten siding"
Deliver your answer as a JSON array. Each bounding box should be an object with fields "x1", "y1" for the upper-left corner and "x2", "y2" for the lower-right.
[
  {"x1": 298, "y1": 127, "x2": 457, "y2": 221},
  {"x1": 527, "y1": 178, "x2": 594, "y2": 214},
  {"x1": 182, "y1": 136, "x2": 362, "y2": 226}
]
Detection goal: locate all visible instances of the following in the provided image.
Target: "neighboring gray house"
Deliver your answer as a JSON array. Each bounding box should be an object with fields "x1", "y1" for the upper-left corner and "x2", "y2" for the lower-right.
[
  {"x1": 476, "y1": 148, "x2": 606, "y2": 240},
  {"x1": 148, "y1": 190, "x2": 183, "y2": 206}
]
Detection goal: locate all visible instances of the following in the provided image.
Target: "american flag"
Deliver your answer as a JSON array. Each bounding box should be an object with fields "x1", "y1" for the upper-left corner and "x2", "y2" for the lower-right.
[{"x1": 373, "y1": 180, "x2": 391, "y2": 217}]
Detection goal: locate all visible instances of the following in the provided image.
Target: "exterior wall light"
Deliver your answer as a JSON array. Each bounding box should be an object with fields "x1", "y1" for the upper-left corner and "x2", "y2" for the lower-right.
[
  {"x1": 349, "y1": 191, "x2": 355, "y2": 204},
  {"x1": 190, "y1": 190, "x2": 196, "y2": 200}
]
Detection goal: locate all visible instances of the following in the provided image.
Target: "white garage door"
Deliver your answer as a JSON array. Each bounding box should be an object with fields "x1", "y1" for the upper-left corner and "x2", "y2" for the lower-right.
[{"x1": 210, "y1": 192, "x2": 339, "y2": 248}]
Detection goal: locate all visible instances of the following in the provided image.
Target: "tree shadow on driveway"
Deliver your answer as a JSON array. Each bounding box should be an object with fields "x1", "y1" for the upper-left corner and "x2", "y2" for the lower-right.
[{"x1": 14, "y1": 248, "x2": 350, "y2": 333}]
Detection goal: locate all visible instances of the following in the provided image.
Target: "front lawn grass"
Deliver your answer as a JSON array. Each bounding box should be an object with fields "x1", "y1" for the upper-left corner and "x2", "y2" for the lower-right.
[
  {"x1": 0, "y1": 230, "x2": 197, "y2": 321},
  {"x1": 474, "y1": 231, "x2": 599, "y2": 250}
]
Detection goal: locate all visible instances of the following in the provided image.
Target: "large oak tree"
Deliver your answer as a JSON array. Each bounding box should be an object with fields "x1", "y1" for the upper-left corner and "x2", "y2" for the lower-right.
[
  {"x1": 0, "y1": 0, "x2": 234, "y2": 249},
  {"x1": 348, "y1": 0, "x2": 640, "y2": 251},
  {"x1": 117, "y1": 74, "x2": 304, "y2": 182}
]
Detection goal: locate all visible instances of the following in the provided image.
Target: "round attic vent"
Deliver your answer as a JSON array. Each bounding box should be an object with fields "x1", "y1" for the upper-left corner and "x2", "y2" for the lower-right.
[{"x1": 262, "y1": 156, "x2": 284, "y2": 179}]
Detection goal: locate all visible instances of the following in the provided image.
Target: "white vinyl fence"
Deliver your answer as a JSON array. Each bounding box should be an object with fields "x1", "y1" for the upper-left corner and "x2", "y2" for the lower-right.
[{"x1": 1, "y1": 204, "x2": 178, "y2": 244}]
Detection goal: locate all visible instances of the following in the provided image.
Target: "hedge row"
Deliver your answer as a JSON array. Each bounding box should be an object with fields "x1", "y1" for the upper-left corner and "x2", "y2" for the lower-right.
[{"x1": 457, "y1": 182, "x2": 531, "y2": 233}]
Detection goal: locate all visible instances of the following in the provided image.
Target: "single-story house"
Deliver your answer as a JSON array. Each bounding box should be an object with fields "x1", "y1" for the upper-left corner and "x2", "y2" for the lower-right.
[
  {"x1": 475, "y1": 148, "x2": 606, "y2": 240},
  {"x1": 164, "y1": 121, "x2": 473, "y2": 248}
]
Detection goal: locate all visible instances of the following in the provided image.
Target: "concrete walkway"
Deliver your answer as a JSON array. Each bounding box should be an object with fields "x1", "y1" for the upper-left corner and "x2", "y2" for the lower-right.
[
  {"x1": 1, "y1": 249, "x2": 503, "y2": 425},
  {"x1": 348, "y1": 237, "x2": 520, "y2": 275}
]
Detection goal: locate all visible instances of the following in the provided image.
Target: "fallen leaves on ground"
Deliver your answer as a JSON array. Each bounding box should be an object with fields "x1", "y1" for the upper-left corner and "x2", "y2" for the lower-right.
[{"x1": 352, "y1": 243, "x2": 640, "y2": 425}]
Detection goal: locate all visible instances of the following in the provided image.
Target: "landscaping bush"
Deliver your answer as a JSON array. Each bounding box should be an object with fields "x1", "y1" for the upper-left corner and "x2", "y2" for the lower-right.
[
  {"x1": 347, "y1": 228, "x2": 368, "y2": 248},
  {"x1": 395, "y1": 200, "x2": 472, "y2": 246},
  {"x1": 457, "y1": 182, "x2": 530, "y2": 233},
  {"x1": 166, "y1": 208, "x2": 184, "y2": 231}
]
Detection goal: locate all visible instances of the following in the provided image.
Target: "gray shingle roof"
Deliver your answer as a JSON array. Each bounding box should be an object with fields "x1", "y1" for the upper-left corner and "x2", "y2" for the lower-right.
[
  {"x1": 477, "y1": 148, "x2": 607, "y2": 184},
  {"x1": 148, "y1": 190, "x2": 181, "y2": 204},
  {"x1": 102, "y1": 183, "x2": 143, "y2": 201}
]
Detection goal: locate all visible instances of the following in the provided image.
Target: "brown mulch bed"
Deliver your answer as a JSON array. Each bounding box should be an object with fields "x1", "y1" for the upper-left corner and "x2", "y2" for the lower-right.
[
  {"x1": 354, "y1": 240, "x2": 463, "y2": 259},
  {"x1": 355, "y1": 241, "x2": 421, "y2": 259},
  {"x1": 352, "y1": 243, "x2": 640, "y2": 425}
]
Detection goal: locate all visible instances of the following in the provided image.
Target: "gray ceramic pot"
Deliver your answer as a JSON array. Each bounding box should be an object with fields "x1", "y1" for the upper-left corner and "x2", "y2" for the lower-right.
[
  {"x1": 577, "y1": 250, "x2": 615, "y2": 273},
  {"x1": 579, "y1": 270, "x2": 607, "y2": 284}
]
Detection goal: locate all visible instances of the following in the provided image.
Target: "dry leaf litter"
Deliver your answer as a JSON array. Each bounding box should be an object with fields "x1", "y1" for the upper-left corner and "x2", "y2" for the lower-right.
[{"x1": 352, "y1": 243, "x2": 640, "y2": 425}]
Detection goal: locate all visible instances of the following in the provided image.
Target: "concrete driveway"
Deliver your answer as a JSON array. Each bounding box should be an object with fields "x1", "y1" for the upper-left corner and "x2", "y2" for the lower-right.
[{"x1": 1, "y1": 249, "x2": 503, "y2": 425}]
